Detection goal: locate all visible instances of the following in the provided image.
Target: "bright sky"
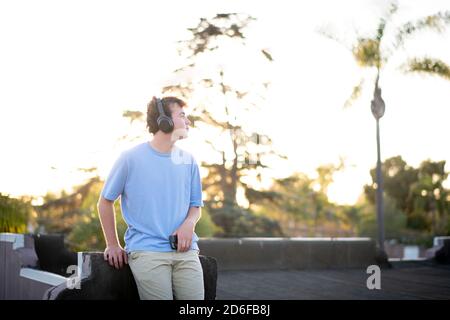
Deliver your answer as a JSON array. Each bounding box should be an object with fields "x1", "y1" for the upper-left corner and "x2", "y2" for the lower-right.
[{"x1": 1, "y1": 0, "x2": 449, "y2": 205}]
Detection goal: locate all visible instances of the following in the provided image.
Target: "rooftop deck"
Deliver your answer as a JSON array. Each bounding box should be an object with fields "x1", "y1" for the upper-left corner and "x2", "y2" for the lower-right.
[{"x1": 216, "y1": 260, "x2": 450, "y2": 299}]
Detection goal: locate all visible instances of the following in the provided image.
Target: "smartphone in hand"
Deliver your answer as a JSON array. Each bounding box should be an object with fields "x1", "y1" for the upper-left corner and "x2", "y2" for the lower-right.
[{"x1": 169, "y1": 235, "x2": 178, "y2": 250}]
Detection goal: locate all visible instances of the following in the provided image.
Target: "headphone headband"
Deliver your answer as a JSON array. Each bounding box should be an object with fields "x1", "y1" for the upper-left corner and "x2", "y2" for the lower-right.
[{"x1": 155, "y1": 97, "x2": 166, "y2": 117}]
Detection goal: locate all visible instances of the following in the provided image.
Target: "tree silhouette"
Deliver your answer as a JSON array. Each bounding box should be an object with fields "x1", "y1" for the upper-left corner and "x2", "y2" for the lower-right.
[{"x1": 161, "y1": 13, "x2": 286, "y2": 209}]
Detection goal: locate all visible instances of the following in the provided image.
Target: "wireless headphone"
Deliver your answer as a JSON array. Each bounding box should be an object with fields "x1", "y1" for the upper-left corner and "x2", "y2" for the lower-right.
[{"x1": 154, "y1": 97, "x2": 174, "y2": 133}]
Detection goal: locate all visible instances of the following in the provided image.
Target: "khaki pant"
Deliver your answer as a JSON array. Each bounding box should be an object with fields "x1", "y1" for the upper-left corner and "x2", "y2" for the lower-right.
[{"x1": 128, "y1": 250, "x2": 204, "y2": 300}]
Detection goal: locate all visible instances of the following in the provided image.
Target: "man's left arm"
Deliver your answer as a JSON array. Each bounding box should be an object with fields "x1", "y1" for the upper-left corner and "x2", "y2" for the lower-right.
[{"x1": 173, "y1": 206, "x2": 201, "y2": 252}]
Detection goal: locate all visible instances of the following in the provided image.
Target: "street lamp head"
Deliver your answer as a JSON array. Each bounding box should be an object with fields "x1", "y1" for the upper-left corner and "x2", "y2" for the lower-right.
[{"x1": 371, "y1": 85, "x2": 385, "y2": 120}]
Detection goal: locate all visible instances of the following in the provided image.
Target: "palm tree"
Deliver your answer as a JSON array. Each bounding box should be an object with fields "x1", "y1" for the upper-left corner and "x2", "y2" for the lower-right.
[
  {"x1": 320, "y1": 3, "x2": 450, "y2": 109},
  {"x1": 320, "y1": 2, "x2": 450, "y2": 261}
]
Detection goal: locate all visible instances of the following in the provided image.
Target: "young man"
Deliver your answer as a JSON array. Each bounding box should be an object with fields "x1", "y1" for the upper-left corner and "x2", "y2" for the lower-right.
[{"x1": 97, "y1": 96, "x2": 204, "y2": 300}]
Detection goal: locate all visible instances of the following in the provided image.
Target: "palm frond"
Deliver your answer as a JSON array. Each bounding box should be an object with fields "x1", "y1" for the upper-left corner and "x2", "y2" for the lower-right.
[
  {"x1": 373, "y1": 2, "x2": 398, "y2": 61},
  {"x1": 352, "y1": 38, "x2": 381, "y2": 68},
  {"x1": 376, "y1": 18, "x2": 387, "y2": 41},
  {"x1": 401, "y1": 57, "x2": 450, "y2": 80},
  {"x1": 395, "y1": 11, "x2": 450, "y2": 48},
  {"x1": 343, "y1": 79, "x2": 365, "y2": 109},
  {"x1": 375, "y1": 1, "x2": 398, "y2": 41}
]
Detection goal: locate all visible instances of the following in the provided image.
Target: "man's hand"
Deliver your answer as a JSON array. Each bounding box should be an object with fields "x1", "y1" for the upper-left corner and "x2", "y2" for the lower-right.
[
  {"x1": 172, "y1": 220, "x2": 195, "y2": 252},
  {"x1": 104, "y1": 244, "x2": 128, "y2": 269}
]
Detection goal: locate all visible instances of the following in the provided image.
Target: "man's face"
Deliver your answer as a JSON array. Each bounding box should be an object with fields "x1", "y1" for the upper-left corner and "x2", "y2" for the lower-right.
[{"x1": 169, "y1": 103, "x2": 191, "y2": 140}]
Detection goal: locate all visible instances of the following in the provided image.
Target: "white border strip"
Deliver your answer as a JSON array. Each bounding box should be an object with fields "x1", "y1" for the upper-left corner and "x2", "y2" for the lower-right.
[
  {"x1": 0, "y1": 233, "x2": 24, "y2": 249},
  {"x1": 20, "y1": 268, "x2": 68, "y2": 286}
]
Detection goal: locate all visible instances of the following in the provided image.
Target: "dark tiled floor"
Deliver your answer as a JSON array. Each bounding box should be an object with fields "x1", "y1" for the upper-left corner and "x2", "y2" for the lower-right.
[{"x1": 216, "y1": 261, "x2": 450, "y2": 300}]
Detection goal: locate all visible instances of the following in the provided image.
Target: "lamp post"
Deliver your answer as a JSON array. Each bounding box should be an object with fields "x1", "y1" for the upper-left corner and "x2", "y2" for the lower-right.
[{"x1": 370, "y1": 74, "x2": 389, "y2": 265}]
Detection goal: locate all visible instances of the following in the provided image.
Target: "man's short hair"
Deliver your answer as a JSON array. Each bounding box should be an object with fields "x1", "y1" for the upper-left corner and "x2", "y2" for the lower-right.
[{"x1": 146, "y1": 96, "x2": 186, "y2": 134}]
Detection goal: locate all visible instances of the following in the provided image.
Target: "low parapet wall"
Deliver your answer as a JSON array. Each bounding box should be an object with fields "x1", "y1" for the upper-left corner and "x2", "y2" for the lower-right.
[
  {"x1": 0, "y1": 233, "x2": 218, "y2": 300},
  {"x1": 198, "y1": 237, "x2": 377, "y2": 271}
]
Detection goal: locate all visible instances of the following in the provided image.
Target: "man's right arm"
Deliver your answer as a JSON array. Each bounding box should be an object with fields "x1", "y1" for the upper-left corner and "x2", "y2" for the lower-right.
[{"x1": 97, "y1": 196, "x2": 128, "y2": 269}]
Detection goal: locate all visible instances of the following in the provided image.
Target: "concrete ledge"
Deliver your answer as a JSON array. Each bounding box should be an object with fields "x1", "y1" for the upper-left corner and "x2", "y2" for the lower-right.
[{"x1": 198, "y1": 237, "x2": 377, "y2": 271}]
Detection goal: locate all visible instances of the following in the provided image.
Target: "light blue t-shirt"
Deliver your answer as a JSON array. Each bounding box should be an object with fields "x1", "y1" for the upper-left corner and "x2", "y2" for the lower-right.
[{"x1": 101, "y1": 141, "x2": 204, "y2": 252}]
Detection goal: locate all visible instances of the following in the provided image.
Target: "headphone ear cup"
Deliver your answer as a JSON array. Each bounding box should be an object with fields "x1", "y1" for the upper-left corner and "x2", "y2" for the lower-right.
[
  {"x1": 154, "y1": 97, "x2": 174, "y2": 133},
  {"x1": 158, "y1": 116, "x2": 174, "y2": 133}
]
